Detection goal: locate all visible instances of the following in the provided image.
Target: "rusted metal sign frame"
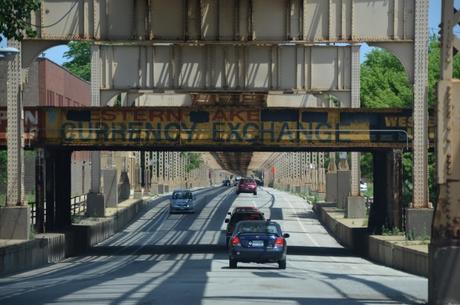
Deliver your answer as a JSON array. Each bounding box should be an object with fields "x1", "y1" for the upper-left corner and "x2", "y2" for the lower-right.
[{"x1": 0, "y1": 106, "x2": 435, "y2": 151}]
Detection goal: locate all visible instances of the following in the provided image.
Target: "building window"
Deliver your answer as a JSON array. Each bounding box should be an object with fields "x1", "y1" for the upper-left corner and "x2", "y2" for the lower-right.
[
  {"x1": 47, "y1": 90, "x2": 55, "y2": 106},
  {"x1": 58, "y1": 94, "x2": 63, "y2": 106}
]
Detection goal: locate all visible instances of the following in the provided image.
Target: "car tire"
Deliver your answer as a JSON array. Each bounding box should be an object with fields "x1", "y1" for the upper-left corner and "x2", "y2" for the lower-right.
[
  {"x1": 253, "y1": 191, "x2": 257, "y2": 195},
  {"x1": 278, "y1": 259, "x2": 286, "y2": 269},
  {"x1": 236, "y1": 192, "x2": 240, "y2": 195},
  {"x1": 229, "y1": 259, "x2": 237, "y2": 269}
]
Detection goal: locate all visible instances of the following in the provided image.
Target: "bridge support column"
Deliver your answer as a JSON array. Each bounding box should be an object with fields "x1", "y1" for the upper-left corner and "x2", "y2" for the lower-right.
[
  {"x1": 87, "y1": 155, "x2": 105, "y2": 218},
  {"x1": 337, "y1": 170, "x2": 351, "y2": 209},
  {"x1": 0, "y1": 40, "x2": 30, "y2": 240},
  {"x1": 368, "y1": 150, "x2": 403, "y2": 233},
  {"x1": 326, "y1": 153, "x2": 337, "y2": 203},
  {"x1": 34, "y1": 149, "x2": 45, "y2": 233},
  {"x1": 133, "y1": 154, "x2": 143, "y2": 199},
  {"x1": 347, "y1": 150, "x2": 366, "y2": 218},
  {"x1": 430, "y1": 6, "x2": 460, "y2": 300},
  {"x1": 54, "y1": 150, "x2": 71, "y2": 230},
  {"x1": 44, "y1": 150, "x2": 56, "y2": 230},
  {"x1": 42, "y1": 149, "x2": 72, "y2": 231},
  {"x1": 336, "y1": 153, "x2": 351, "y2": 209},
  {"x1": 103, "y1": 168, "x2": 119, "y2": 207},
  {"x1": 86, "y1": 45, "x2": 105, "y2": 216},
  {"x1": 118, "y1": 171, "x2": 131, "y2": 201}
]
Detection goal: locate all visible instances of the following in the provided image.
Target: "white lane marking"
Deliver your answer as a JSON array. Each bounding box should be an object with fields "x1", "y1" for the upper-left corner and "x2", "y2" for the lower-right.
[{"x1": 271, "y1": 189, "x2": 320, "y2": 247}]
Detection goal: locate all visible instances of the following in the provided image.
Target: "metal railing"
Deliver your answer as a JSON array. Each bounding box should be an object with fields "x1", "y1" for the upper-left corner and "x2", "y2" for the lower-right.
[{"x1": 30, "y1": 194, "x2": 88, "y2": 225}]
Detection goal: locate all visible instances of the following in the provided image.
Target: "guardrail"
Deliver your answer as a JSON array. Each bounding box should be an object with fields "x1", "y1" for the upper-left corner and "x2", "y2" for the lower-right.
[{"x1": 30, "y1": 194, "x2": 88, "y2": 225}]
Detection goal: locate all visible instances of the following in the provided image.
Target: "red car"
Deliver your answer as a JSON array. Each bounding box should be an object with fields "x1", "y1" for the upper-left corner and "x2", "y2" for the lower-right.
[
  {"x1": 236, "y1": 178, "x2": 257, "y2": 195},
  {"x1": 227, "y1": 206, "x2": 260, "y2": 216}
]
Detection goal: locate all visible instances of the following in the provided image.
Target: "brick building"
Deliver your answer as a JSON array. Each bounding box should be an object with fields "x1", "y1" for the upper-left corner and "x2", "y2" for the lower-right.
[{"x1": 0, "y1": 57, "x2": 91, "y2": 198}]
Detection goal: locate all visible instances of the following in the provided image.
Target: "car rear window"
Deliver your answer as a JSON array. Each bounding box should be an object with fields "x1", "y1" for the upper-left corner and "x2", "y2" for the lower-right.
[
  {"x1": 238, "y1": 222, "x2": 280, "y2": 235},
  {"x1": 240, "y1": 179, "x2": 255, "y2": 184},
  {"x1": 230, "y1": 212, "x2": 264, "y2": 225},
  {"x1": 172, "y1": 191, "x2": 192, "y2": 199},
  {"x1": 234, "y1": 207, "x2": 257, "y2": 213}
]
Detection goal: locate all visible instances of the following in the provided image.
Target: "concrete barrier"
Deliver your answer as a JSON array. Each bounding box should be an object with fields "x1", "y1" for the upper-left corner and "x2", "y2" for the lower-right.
[
  {"x1": 368, "y1": 235, "x2": 428, "y2": 277},
  {"x1": 314, "y1": 204, "x2": 368, "y2": 256},
  {"x1": 314, "y1": 204, "x2": 428, "y2": 277},
  {"x1": 0, "y1": 198, "x2": 145, "y2": 276}
]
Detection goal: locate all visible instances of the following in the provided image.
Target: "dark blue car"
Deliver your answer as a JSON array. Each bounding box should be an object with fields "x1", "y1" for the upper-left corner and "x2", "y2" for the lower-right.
[{"x1": 228, "y1": 220, "x2": 289, "y2": 269}]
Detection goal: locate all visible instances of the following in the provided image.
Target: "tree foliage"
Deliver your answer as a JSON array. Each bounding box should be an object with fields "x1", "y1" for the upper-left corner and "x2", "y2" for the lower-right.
[
  {"x1": 63, "y1": 41, "x2": 91, "y2": 81},
  {"x1": 361, "y1": 48, "x2": 412, "y2": 108},
  {"x1": 0, "y1": 0, "x2": 40, "y2": 41},
  {"x1": 0, "y1": 151, "x2": 6, "y2": 186},
  {"x1": 360, "y1": 35, "x2": 450, "y2": 204},
  {"x1": 181, "y1": 152, "x2": 203, "y2": 173}
]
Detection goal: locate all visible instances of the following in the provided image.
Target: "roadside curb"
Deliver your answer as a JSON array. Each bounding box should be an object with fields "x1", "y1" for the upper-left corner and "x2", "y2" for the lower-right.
[{"x1": 313, "y1": 203, "x2": 428, "y2": 277}]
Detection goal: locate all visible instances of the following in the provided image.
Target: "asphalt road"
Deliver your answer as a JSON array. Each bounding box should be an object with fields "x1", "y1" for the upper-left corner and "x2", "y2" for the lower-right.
[{"x1": 0, "y1": 187, "x2": 427, "y2": 305}]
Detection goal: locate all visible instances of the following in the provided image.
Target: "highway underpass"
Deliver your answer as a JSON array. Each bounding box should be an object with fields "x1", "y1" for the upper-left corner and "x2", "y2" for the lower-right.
[{"x1": 0, "y1": 187, "x2": 426, "y2": 305}]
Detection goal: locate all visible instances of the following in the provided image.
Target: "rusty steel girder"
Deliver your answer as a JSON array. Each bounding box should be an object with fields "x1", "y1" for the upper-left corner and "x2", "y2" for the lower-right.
[
  {"x1": 0, "y1": 106, "x2": 436, "y2": 151},
  {"x1": 435, "y1": 80, "x2": 460, "y2": 242},
  {"x1": 211, "y1": 152, "x2": 253, "y2": 176}
]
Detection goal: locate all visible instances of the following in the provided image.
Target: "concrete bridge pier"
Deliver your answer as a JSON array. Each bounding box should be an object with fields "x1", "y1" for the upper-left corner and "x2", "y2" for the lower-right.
[
  {"x1": 86, "y1": 162, "x2": 105, "y2": 218},
  {"x1": 325, "y1": 154, "x2": 338, "y2": 203}
]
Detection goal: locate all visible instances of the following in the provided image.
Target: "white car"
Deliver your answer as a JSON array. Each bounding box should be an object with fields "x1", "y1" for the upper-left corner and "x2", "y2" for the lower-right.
[{"x1": 360, "y1": 180, "x2": 368, "y2": 193}]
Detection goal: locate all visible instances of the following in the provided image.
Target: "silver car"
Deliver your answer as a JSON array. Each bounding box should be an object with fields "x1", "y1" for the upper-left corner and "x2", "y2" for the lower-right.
[{"x1": 170, "y1": 190, "x2": 195, "y2": 213}]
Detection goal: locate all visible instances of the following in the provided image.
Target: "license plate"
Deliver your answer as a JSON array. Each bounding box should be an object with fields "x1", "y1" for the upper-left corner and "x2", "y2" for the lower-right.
[{"x1": 250, "y1": 240, "x2": 264, "y2": 247}]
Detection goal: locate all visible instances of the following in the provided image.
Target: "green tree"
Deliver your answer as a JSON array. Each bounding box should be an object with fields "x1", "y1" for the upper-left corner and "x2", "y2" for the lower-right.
[
  {"x1": 0, "y1": 151, "x2": 6, "y2": 185},
  {"x1": 0, "y1": 0, "x2": 40, "y2": 41},
  {"x1": 360, "y1": 35, "x2": 450, "y2": 205},
  {"x1": 361, "y1": 48, "x2": 413, "y2": 108},
  {"x1": 427, "y1": 36, "x2": 460, "y2": 105},
  {"x1": 63, "y1": 41, "x2": 91, "y2": 81},
  {"x1": 181, "y1": 152, "x2": 203, "y2": 173}
]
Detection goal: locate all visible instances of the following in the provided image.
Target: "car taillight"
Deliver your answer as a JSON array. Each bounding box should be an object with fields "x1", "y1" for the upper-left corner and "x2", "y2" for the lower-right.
[
  {"x1": 274, "y1": 237, "x2": 285, "y2": 248},
  {"x1": 231, "y1": 236, "x2": 241, "y2": 246}
]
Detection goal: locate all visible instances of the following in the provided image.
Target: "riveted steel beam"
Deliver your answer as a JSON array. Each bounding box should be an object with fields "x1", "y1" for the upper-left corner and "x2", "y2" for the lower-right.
[
  {"x1": 28, "y1": 0, "x2": 415, "y2": 43},
  {"x1": 430, "y1": 1, "x2": 460, "y2": 303},
  {"x1": 6, "y1": 40, "x2": 24, "y2": 207},
  {"x1": 412, "y1": 0, "x2": 429, "y2": 208},
  {"x1": 96, "y1": 44, "x2": 353, "y2": 95}
]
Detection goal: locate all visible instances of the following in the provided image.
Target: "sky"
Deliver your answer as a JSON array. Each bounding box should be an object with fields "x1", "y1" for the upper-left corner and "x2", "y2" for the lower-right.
[{"x1": 0, "y1": 1, "x2": 444, "y2": 65}]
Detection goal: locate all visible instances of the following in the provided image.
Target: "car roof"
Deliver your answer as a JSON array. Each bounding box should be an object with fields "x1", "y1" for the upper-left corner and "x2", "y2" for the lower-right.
[
  {"x1": 173, "y1": 189, "x2": 192, "y2": 193},
  {"x1": 236, "y1": 220, "x2": 280, "y2": 226},
  {"x1": 231, "y1": 209, "x2": 262, "y2": 215}
]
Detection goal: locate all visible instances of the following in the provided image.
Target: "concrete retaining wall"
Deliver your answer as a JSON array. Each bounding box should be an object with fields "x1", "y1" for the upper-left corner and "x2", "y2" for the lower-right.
[
  {"x1": 0, "y1": 239, "x2": 48, "y2": 275},
  {"x1": 368, "y1": 235, "x2": 428, "y2": 277},
  {"x1": 0, "y1": 198, "x2": 144, "y2": 276},
  {"x1": 314, "y1": 204, "x2": 368, "y2": 256},
  {"x1": 314, "y1": 204, "x2": 428, "y2": 277},
  {"x1": 67, "y1": 198, "x2": 146, "y2": 255}
]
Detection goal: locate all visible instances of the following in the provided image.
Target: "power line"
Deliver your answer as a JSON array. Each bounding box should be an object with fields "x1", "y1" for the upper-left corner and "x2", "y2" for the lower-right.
[{"x1": 27, "y1": 1, "x2": 79, "y2": 29}]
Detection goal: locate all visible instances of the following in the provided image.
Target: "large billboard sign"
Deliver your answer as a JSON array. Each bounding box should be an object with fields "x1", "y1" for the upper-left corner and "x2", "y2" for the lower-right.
[{"x1": 0, "y1": 107, "x2": 434, "y2": 151}]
